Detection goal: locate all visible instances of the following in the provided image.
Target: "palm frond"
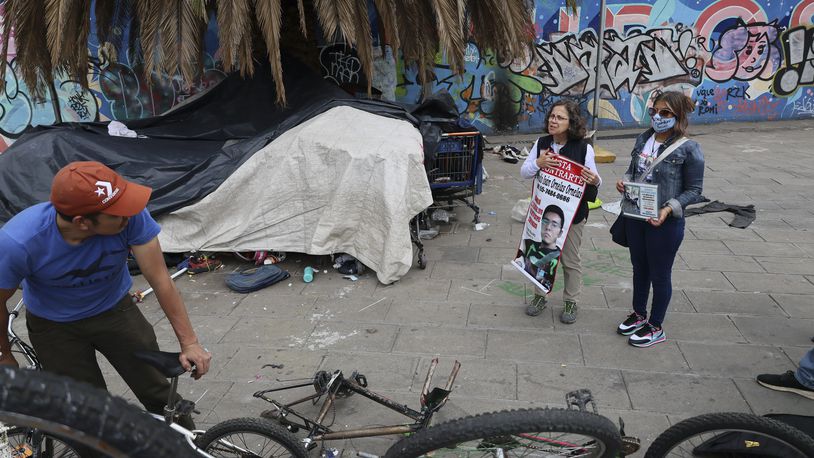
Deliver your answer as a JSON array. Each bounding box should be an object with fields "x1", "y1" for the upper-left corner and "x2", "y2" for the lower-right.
[
  {"x1": 10, "y1": 0, "x2": 52, "y2": 100},
  {"x1": 297, "y1": 0, "x2": 307, "y2": 37},
  {"x1": 178, "y1": 0, "x2": 207, "y2": 84},
  {"x1": 372, "y1": 0, "x2": 399, "y2": 52},
  {"x1": 44, "y1": 0, "x2": 75, "y2": 69},
  {"x1": 313, "y1": 0, "x2": 339, "y2": 42},
  {"x1": 71, "y1": 0, "x2": 92, "y2": 89},
  {"x1": 94, "y1": 0, "x2": 116, "y2": 45},
  {"x1": 216, "y1": 0, "x2": 252, "y2": 73},
  {"x1": 504, "y1": 0, "x2": 535, "y2": 58},
  {"x1": 353, "y1": 0, "x2": 373, "y2": 96},
  {"x1": 136, "y1": 0, "x2": 161, "y2": 79},
  {"x1": 430, "y1": 0, "x2": 465, "y2": 74},
  {"x1": 335, "y1": 0, "x2": 357, "y2": 45},
  {"x1": 566, "y1": 0, "x2": 579, "y2": 16},
  {"x1": 254, "y1": 0, "x2": 285, "y2": 105},
  {"x1": 0, "y1": 0, "x2": 14, "y2": 92},
  {"x1": 160, "y1": 0, "x2": 181, "y2": 77}
]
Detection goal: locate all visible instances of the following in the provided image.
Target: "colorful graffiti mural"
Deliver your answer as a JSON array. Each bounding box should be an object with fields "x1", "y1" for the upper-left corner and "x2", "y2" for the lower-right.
[
  {"x1": 396, "y1": 0, "x2": 814, "y2": 133},
  {"x1": 0, "y1": 8, "x2": 225, "y2": 151}
]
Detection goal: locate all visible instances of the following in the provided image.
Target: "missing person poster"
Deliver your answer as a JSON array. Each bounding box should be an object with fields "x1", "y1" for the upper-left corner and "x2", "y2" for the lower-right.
[
  {"x1": 512, "y1": 157, "x2": 587, "y2": 294},
  {"x1": 622, "y1": 182, "x2": 658, "y2": 219}
]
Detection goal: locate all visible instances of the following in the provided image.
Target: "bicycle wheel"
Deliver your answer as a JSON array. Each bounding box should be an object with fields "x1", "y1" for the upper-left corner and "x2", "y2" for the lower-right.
[
  {"x1": 645, "y1": 412, "x2": 814, "y2": 458},
  {"x1": 1, "y1": 426, "x2": 80, "y2": 457},
  {"x1": 0, "y1": 367, "x2": 197, "y2": 458},
  {"x1": 196, "y1": 417, "x2": 308, "y2": 457},
  {"x1": 383, "y1": 408, "x2": 622, "y2": 457}
]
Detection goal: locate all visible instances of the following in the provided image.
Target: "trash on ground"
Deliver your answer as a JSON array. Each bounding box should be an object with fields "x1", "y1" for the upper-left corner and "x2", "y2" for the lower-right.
[
  {"x1": 474, "y1": 222, "x2": 489, "y2": 231},
  {"x1": 511, "y1": 197, "x2": 532, "y2": 222},
  {"x1": 343, "y1": 275, "x2": 359, "y2": 281}
]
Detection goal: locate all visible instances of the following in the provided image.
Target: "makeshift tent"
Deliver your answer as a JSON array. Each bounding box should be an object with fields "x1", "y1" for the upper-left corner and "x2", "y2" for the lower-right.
[{"x1": 0, "y1": 56, "x2": 442, "y2": 283}]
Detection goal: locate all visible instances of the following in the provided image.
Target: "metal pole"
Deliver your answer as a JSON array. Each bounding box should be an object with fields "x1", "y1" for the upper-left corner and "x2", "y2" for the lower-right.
[{"x1": 590, "y1": 0, "x2": 608, "y2": 145}]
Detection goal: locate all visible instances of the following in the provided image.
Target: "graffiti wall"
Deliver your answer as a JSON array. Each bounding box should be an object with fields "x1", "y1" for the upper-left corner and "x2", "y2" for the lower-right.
[
  {"x1": 0, "y1": 6, "x2": 225, "y2": 151},
  {"x1": 396, "y1": 0, "x2": 814, "y2": 133}
]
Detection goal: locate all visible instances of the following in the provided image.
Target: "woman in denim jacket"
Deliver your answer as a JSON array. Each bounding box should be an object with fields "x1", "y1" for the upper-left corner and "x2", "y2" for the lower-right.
[{"x1": 614, "y1": 91, "x2": 704, "y2": 348}]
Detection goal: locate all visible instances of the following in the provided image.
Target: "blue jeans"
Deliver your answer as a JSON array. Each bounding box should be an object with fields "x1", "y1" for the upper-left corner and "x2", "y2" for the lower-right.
[
  {"x1": 796, "y1": 347, "x2": 814, "y2": 389},
  {"x1": 625, "y1": 216, "x2": 685, "y2": 327}
]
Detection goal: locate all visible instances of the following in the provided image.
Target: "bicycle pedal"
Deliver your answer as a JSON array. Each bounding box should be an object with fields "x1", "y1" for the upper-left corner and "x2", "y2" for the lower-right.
[{"x1": 565, "y1": 388, "x2": 597, "y2": 413}]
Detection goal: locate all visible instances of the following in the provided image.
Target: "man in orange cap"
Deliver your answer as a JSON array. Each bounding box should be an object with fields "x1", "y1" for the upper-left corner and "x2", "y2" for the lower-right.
[{"x1": 0, "y1": 161, "x2": 211, "y2": 426}]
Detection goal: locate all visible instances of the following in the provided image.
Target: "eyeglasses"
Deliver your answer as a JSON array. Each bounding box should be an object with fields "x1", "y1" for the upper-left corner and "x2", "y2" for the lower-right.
[
  {"x1": 549, "y1": 114, "x2": 569, "y2": 122},
  {"x1": 541, "y1": 218, "x2": 562, "y2": 230},
  {"x1": 648, "y1": 107, "x2": 675, "y2": 118}
]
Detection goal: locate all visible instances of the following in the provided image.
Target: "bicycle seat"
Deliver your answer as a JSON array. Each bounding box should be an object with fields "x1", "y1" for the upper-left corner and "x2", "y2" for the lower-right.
[{"x1": 133, "y1": 350, "x2": 186, "y2": 378}]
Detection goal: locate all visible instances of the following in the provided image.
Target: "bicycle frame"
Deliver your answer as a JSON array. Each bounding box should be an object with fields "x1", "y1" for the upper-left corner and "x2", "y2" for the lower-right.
[{"x1": 254, "y1": 358, "x2": 461, "y2": 447}]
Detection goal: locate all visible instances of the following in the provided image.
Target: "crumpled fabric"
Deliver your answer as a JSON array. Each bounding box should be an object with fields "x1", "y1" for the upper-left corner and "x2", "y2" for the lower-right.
[
  {"x1": 685, "y1": 200, "x2": 756, "y2": 229},
  {"x1": 107, "y1": 121, "x2": 138, "y2": 138},
  {"x1": 226, "y1": 265, "x2": 290, "y2": 293}
]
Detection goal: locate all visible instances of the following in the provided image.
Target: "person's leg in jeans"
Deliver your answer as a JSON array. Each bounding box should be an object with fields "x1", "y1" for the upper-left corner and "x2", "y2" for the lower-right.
[
  {"x1": 90, "y1": 296, "x2": 195, "y2": 429},
  {"x1": 644, "y1": 217, "x2": 685, "y2": 327},
  {"x1": 625, "y1": 218, "x2": 651, "y2": 318},
  {"x1": 796, "y1": 347, "x2": 814, "y2": 389}
]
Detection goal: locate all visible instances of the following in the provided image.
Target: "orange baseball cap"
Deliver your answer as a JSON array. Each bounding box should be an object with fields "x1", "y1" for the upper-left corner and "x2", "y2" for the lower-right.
[{"x1": 50, "y1": 161, "x2": 152, "y2": 217}]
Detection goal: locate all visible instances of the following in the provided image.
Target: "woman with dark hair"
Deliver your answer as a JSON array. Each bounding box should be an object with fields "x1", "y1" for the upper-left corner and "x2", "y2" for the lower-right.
[
  {"x1": 615, "y1": 90, "x2": 704, "y2": 347},
  {"x1": 520, "y1": 99, "x2": 601, "y2": 324}
]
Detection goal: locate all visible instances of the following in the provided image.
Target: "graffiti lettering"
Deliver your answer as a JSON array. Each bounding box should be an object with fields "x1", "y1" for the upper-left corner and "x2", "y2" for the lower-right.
[
  {"x1": 726, "y1": 85, "x2": 751, "y2": 101},
  {"x1": 790, "y1": 95, "x2": 814, "y2": 116},
  {"x1": 68, "y1": 92, "x2": 91, "y2": 120},
  {"x1": 320, "y1": 43, "x2": 362, "y2": 85},
  {"x1": 773, "y1": 26, "x2": 814, "y2": 96}
]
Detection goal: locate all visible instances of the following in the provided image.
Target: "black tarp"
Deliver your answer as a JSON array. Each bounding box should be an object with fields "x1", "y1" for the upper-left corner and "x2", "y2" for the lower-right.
[{"x1": 0, "y1": 55, "x2": 460, "y2": 225}]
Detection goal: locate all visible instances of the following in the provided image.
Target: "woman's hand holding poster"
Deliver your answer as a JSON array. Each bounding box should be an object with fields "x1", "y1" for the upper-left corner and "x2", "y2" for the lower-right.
[{"x1": 512, "y1": 156, "x2": 587, "y2": 293}]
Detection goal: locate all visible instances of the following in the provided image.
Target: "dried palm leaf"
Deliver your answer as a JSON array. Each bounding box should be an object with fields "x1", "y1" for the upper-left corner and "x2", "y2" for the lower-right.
[
  {"x1": 566, "y1": 0, "x2": 579, "y2": 16},
  {"x1": 335, "y1": 0, "x2": 357, "y2": 44},
  {"x1": 353, "y1": 0, "x2": 373, "y2": 96},
  {"x1": 178, "y1": 0, "x2": 207, "y2": 84},
  {"x1": 395, "y1": 0, "x2": 437, "y2": 85},
  {"x1": 297, "y1": 0, "x2": 307, "y2": 37},
  {"x1": 254, "y1": 0, "x2": 285, "y2": 104},
  {"x1": 10, "y1": 0, "x2": 52, "y2": 100},
  {"x1": 372, "y1": 0, "x2": 399, "y2": 52},
  {"x1": 504, "y1": 0, "x2": 535, "y2": 58},
  {"x1": 314, "y1": 0, "x2": 354, "y2": 45},
  {"x1": 430, "y1": 0, "x2": 465, "y2": 74},
  {"x1": 71, "y1": 0, "x2": 92, "y2": 89},
  {"x1": 160, "y1": 0, "x2": 181, "y2": 77},
  {"x1": 94, "y1": 0, "x2": 116, "y2": 45},
  {"x1": 313, "y1": 0, "x2": 339, "y2": 42},
  {"x1": 216, "y1": 0, "x2": 252, "y2": 72},
  {"x1": 0, "y1": 0, "x2": 14, "y2": 92},
  {"x1": 44, "y1": 0, "x2": 75, "y2": 69},
  {"x1": 136, "y1": 0, "x2": 161, "y2": 79}
]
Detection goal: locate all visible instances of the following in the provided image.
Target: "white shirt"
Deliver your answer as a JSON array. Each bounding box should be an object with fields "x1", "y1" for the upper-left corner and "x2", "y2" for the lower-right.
[
  {"x1": 520, "y1": 138, "x2": 602, "y2": 185},
  {"x1": 637, "y1": 134, "x2": 662, "y2": 182}
]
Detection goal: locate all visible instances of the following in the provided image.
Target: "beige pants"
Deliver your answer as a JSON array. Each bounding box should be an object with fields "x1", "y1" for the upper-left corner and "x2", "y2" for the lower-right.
[{"x1": 536, "y1": 219, "x2": 585, "y2": 302}]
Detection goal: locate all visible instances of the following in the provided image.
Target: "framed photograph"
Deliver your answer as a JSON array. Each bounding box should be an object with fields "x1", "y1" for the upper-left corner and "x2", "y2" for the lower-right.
[{"x1": 622, "y1": 182, "x2": 659, "y2": 219}]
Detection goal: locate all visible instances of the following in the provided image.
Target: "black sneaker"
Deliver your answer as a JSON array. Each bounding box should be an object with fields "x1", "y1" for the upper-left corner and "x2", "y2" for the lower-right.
[
  {"x1": 617, "y1": 312, "x2": 647, "y2": 335},
  {"x1": 756, "y1": 370, "x2": 814, "y2": 400},
  {"x1": 628, "y1": 323, "x2": 666, "y2": 348}
]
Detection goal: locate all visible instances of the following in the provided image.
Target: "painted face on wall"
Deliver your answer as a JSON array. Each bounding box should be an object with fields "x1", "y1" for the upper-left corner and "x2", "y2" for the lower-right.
[{"x1": 736, "y1": 32, "x2": 769, "y2": 79}]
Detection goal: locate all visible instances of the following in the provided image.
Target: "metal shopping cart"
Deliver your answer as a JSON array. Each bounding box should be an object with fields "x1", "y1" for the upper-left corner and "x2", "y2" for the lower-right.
[{"x1": 411, "y1": 131, "x2": 483, "y2": 269}]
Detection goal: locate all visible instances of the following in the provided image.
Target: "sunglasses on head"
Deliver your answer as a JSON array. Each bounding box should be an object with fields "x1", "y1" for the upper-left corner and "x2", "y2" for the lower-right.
[{"x1": 648, "y1": 107, "x2": 675, "y2": 117}]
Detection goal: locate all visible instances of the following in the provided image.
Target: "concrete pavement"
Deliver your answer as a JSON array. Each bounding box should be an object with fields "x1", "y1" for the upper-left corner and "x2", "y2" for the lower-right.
[{"x1": 9, "y1": 119, "x2": 814, "y2": 455}]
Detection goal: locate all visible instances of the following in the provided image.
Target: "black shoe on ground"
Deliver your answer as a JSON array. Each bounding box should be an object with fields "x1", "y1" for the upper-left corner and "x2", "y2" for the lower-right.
[
  {"x1": 756, "y1": 370, "x2": 814, "y2": 400},
  {"x1": 617, "y1": 312, "x2": 646, "y2": 336}
]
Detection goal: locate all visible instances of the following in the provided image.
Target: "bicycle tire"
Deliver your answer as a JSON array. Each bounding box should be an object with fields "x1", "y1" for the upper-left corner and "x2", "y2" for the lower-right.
[
  {"x1": 383, "y1": 408, "x2": 622, "y2": 458},
  {"x1": 196, "y1": 417, "x2": 308, "y2": 457},
  {"x1": 644, "y1": 412, "x2": 814, "y2": 458},
  {"x1": 2, "y1": 426, "x2": 81, "y2": 457},
  {"x1": 0, "y1": 367, "x2": 197, "y2": 458}
]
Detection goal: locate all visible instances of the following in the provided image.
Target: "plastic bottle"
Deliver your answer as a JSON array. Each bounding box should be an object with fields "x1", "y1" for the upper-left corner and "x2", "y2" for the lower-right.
[{"x1": 303, "y1": 266, "x2": 314, "y2": 283}]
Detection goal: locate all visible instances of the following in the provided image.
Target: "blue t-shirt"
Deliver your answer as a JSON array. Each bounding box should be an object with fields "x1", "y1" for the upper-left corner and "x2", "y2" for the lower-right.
[{"x1": 0, "y1": 203, "x2": 160, "y2": 322}]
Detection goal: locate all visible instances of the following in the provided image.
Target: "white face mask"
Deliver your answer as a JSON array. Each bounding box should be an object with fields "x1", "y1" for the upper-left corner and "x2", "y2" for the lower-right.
[{"x1": 652, "y1": 114, "x2": 676, "y2": 133}]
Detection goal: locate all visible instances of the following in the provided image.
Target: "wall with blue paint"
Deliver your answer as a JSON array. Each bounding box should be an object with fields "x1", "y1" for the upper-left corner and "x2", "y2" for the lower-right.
[{"x1": 395, "y1": 0, "x2": 814, "y2": 134}]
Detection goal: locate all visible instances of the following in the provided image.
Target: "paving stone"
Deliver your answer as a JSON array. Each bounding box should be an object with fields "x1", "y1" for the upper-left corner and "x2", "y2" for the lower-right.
[
  {"x1": 685, "y1": 291, "x2": 785, "y2": 316},
  {"x1": 754, "y1": 228, "x2": 814, "y2": 244},
  {"x1": 688, "y1": 227, "x2": 764, "y2": 242},
  {"x1": 678, "y1": 239, "x2": 733, "y2": 254},
  {"x1": 724, "y1": 272, "x2": 814, "y2": 294},
  {"x1": 228, "y1": 293, "x2": 316, "y2": 319},
  {"x1": 414, "y1": 357, "x2": 517, "y2": 399},
  {"x1": 478, "y1": 246, "x2": 519, "y2": 263},
  {"x1": 600, "y1": 408, "x2": 672, "y2": 454},
  {"x1": 581, "y1": 334, "x2": 689, "y2": 372},
  {"x1": 308, "y1": 296, "x2": 394, "y2": 323},
  {"x1": 468, "y1": 302, "x2": 554, "y2": 331},
  {"x1": 546, "y1": 285, "x2": 608, "y2": 308},
  {"x1": 154, "y1": 315, "x2": 242, "y2": 347},
  {"x1": 723, "y1": 240, "x2": 806, "y2": 257},
  {"x1": 423, "y1": 232, "x2": 471, "y2": 247},
  {"x1": 730, "y1": 316, "x2": 814, "y2": 346},
  {"x1": 430, "y1": 261, "x2": 503, "y2": 280},
  {"x1": 623, "y1": 371, "x2": 750, "y2": 415},
  {"x1": 300, "y1": 273, "x2": 378, "y2": 297},
  {"x1": 485, "y1": 330, "x2": 582, "y2": 364},
  {"x1": 771, "y1": 293, "x2": 814, "y2": 318},
  {"x1": 211, "y1": 346, "x2": 324, "y2": 386},
  {"x1": 603, "y1": 287, "x2": 695, "y2": 313},
  {"x1": 663, "y1": 312, "x2": 745, "y2": 343},
  {"x1": 678, "y1": 342, "x2": 794, "y2": 378},
  {"x1": 469, "y1": 226, "x2": 519, "y2": 248},
  {"x1": 393, "y1": 327, "x2": 487, "y2": 357},
  {"x1": 517, "y1": 364, "x2": 631, "y2": 409},
  {"x1": 385, "y1": 299, "x2": 470, "y2": 327},
  {"x1": 424, "y1": 245, "x2": 480, "y2": 263},
  {"x1": 165, "y1": 290, "x2": 245, "y2": 316},
  {"x1": 671, "y1": 270, "x2": 735, "y2": 291},
  {"x1": 303, "y1": 322, "x2": 399, "y2": 352},
  {"x1": 678, "y1": 254, "x2": 764, "y2": 272},
  {"x1": 782, "y1": 346, "x2": 810, "y2": 366},
  {"x1": 448, "y1": 279, "x2": 534, "y2": 305},
  {"x1": 220, "y1": 317, "x2": 315, "y2": 347},
  {"x1": 756, "y1": 256, "x2": 814, "y2": 275},
  {"x1": 372, "y1": 277, "x2": 451, "y2": 300},
  {"x1": 734, "y1": 378, "x2": 814, "y2": 416}
]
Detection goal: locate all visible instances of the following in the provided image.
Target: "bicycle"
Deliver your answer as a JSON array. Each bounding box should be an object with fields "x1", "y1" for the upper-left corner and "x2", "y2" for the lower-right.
[
  {"x1": 251, "y1": 359, "x2": 640, "y2": 457},
  {"x1": 2, "y1": 299, "x2": 308, "y2": 458},
  {"x1": 644, "y1": 411, "x2": 814, "y2": 457}
]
